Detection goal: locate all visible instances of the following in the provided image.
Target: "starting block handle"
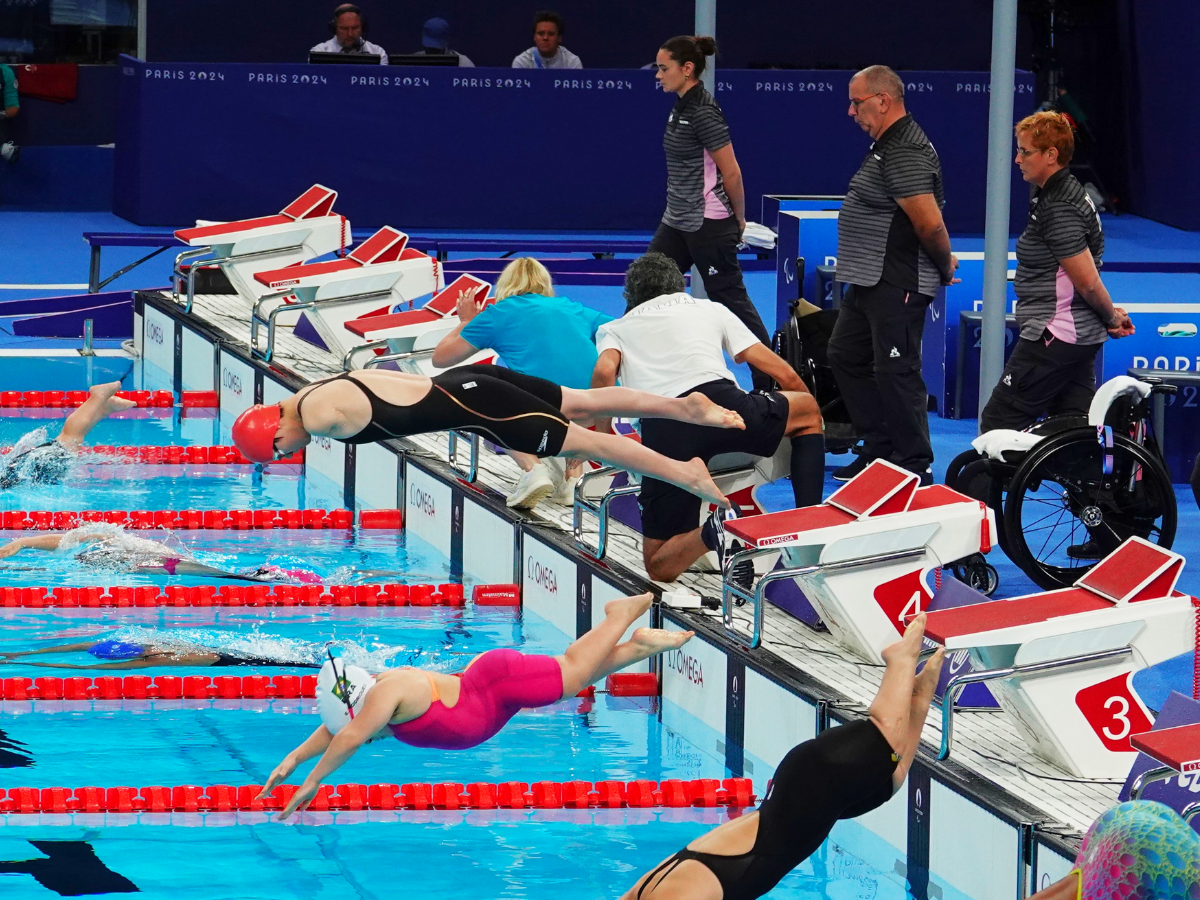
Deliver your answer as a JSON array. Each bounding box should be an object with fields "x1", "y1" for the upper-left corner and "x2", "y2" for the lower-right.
[
  {"x1": 447, "y1": 431, "x2": 479, "y2": 484},
  {"x1": 342, "y1": 339, "x2": 390, "y2": 371},
  {"x1": 251, "y1": 290, "x2": 392, "y2": 362},
  {"x1": 1129, "y1": 764, "x2": 1176, "y2": 800},
  {"x1": 572, "y1": 466, "x2": 640, "y2": 560},
  {"x1": 1182, "y1": 800, "x2": 1200, "y2": 823},
  {"x1": 172, "y1": 247, "x2": 213, "y2": 313},
  {"x1": 936, "y1": 646, "x2": 1133, "y2": 762}
]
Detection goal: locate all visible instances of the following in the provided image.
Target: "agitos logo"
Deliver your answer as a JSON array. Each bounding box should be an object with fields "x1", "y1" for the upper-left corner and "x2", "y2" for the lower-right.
[{"x1": 665, "y1": 647, "x2": 703, "y2": 686}]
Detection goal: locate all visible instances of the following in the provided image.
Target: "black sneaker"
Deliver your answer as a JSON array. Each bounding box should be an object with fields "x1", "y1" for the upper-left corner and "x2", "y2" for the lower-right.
[
  {"x1": 1066, "y1": 539, "x2": 1104, "y2": 560},
  {"x1": 701, "y1": 506, "x2": 741, "y2": 568},
  {"x1": 832, "y1": 454, "x2": 873, "y2": 482}
]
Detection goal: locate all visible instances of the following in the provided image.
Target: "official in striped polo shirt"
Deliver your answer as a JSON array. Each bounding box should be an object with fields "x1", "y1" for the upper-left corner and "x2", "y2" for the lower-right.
[
  {"x1": 649, "y1": 35, "x2": 773, "y2": 391},
  {"x1": 828, "y1": 66, "x2": 958, "y2": 484},
  {"x1": 980, "y1": 111, "x2": 1133, "y2": 433}
]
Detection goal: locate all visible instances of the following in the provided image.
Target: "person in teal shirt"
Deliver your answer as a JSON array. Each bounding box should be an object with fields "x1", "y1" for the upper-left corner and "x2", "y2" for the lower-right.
[
  {"x1": 0, "y1": 63, "x2": 19, "y2": 165},
  {"x1": 432, "y1": 257, "x2": 613, "y2": 510}
]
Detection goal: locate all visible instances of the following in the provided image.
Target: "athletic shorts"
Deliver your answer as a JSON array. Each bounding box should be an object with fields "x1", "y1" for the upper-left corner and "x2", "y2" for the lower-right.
[{"x1": 638, "y1": 379, "x2": 789, "y2": 541}]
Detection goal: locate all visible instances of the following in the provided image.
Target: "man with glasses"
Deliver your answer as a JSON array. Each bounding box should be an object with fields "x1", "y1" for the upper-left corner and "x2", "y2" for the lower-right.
[{"x1": 828, "y1": 65, "x2": 957, "y2": 485}]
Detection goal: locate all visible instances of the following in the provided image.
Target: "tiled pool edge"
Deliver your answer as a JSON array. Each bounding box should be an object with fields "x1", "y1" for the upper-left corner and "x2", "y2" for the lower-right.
[{"x1": 136, "y1": 291, "x2": 1083, "y2": 900}]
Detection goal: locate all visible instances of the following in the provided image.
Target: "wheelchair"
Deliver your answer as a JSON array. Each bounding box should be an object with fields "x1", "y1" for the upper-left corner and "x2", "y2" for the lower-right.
[
  {"x1": 772, "y1": 297, "x2": 857, "y2": 453},
  {"x1": 945, "y1": 376, "x2": 1178, "y2": 593}
]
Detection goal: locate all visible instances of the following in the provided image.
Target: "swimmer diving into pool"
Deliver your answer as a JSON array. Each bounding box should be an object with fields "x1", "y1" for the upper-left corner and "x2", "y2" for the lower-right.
[
  {"x1": 623, "y1": 614, "x2": 944, "y2": 900},
  {"x1": 231, "y1": 365, "x2": 744, "y2": 507},
  {"x1": 0, "y1": 381, "x2": 136, "y2": 489},
  {"x1": 0, "y1": 524, "x2": 322, "y2": 583},
  {"x1": 262, "y1": 592, "x2": 691, "y2": 820}
]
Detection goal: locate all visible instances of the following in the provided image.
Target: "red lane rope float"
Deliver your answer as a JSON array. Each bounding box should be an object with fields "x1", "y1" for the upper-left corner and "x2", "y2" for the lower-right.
[
  {"x1": 0, "y1": 445, "x2": 304, "y2": 465},
  {"x1": 2, "y1": 673, "x2": 317, "y2": 702},
  {"x1": 0, "y1": 778, "x2": 756, "y2": 814},
  {"x1": 0, "y1": 390, "x2": 223, "y2": 409},
  {"x1": 0, "y1": 507, "x2": 388, "y2": 531},
  {"x1": 0, "y1": 582, "x2": 523, "y2": 609}
]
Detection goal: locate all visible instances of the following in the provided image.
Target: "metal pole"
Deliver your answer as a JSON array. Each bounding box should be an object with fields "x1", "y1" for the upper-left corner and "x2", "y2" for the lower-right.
[
  {"x1": 137, "y1": 0, "x2": 148, "y2": 60},
  {"x1": 977, "y1": 0, "x2": 1019, "y2": 420},
  {"x1": 691, "y1": 0, "x2": 717, "y2": 297}
]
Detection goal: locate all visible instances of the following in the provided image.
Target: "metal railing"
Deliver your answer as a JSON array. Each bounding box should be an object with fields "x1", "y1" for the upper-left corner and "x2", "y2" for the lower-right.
[
  {"x1": 1129, "y1": 763, "x2": 1176, "y2": 800},
  {"x1": 172, "y1": 244, "x2": 304, "y2": 315},
  {"x1": 572, "y1": 466, "x2": 640, "y2": 560},
  {"x1": 936, "y1": 646, "x2": 1133, "y2": 761},
  {"x1": 721, "y1": 545, "x2": 928, "y2": 650},
  {"x1": 447, "y1": 430, "x2": 480, "y2": 484},
  {"x1": 250, "y1": 291, "x2": 391, "y2": 362}
]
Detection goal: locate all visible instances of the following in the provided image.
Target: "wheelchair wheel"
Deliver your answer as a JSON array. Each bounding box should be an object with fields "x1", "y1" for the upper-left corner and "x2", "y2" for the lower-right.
[
  {"x1": 1003, "y1": 428, "x2": 1176, "y2": 590},
  {"x1": 949, "y1": 553, "x2": 1000, "y2": 596}
]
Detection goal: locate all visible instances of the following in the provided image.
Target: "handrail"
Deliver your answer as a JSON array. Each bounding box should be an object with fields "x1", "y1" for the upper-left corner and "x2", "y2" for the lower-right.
[
  {"x1": 572, "y1": 466, "x2": 640, "y2": 560},
  {"x1": 342, "y1": 339, "x2": 390, "y2": 371},
  {"x1": 1181, "y1": 800, "x2": 1200, "y2": 823},
  {"x1": 447, "y1": 430, "x2": 480, "y2": 484},
  {"x1": 250, "y1": 290, "x2": 392, "y2": 362},
  {"x1": 1129, "y1": 764, "x2": 1176, "y2": 800},
  {"x1": 720, "y1": 545, "x2": 928, "y2": 650},
  {"x1": 175, "y1": 244, "x2": 307, "y2": 315},
  {"x1": 936, "y1": 646, "x2": 1133, "y2": 761}
]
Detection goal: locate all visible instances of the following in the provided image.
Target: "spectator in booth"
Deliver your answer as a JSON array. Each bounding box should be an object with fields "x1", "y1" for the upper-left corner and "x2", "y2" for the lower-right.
[
  {"x1": 408, "y1": 18, "x2": 475, "y2": 67},
  {"x1": 431, "y1": 258, "x2": 611, "y2": 510},
  {"x1": 979, "y1": 110, "x2": 1133, "y2": 435},
  {"x1": 827, "y1": 65, "x2": 958, "y2": 486},
  {"x1": 310, "y1": 4, "x2": 388, "y2": 64},
  {"x1": 0, "y1": 62, "x2": 18, "y2": 165},
  {"x1": 512, "y1": 11, "x2": 581, "y2": 70}
]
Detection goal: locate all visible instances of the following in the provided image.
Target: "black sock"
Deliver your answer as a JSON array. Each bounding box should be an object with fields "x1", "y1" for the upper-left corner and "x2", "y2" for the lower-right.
[
  {"x1": 700, "y1": 510, "x2": 721, "y2": 553},
  {"x1": 790, "y1": 433, "x2": 826, "y2": 508}
]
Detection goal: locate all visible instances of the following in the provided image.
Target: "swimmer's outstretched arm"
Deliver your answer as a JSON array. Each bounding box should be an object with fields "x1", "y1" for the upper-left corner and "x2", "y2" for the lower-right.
[
  {"x1": 0, "y1": 534, "x2": 67, "y2": 559},
  {"x1": 276, "y1": 678, "x2": 406, "y2": 821},
  {"x1": 0, "y1": 641, "x2": 98, "y2": 659},
  {"x1": 10, "y1": 653, "x2": 220, "y2": 670},
  {"x1": 257, "y1": 725, "x2": 334, "y2": 804}
]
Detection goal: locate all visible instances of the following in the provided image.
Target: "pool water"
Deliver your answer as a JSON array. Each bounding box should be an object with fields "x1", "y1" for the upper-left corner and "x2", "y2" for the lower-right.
[{"x1": 0, "y1": 357, "x2": 920, "y2": 900}]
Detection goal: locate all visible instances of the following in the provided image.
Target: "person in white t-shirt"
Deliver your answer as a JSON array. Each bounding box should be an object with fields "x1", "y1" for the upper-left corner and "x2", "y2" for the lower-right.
[
  {"x1": 593, "y1": 252, "x2": 826, "y2": 583},
  {"x1": 512, "y1": 11, "x2": 582, "y2": 69}
]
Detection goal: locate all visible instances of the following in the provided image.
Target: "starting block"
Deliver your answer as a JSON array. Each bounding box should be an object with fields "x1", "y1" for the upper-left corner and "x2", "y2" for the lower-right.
[
  {"x1": 721, "y1": 460, "x2": 995, "y2": 657},
  {"x1": 248, "y1": 226, "x2": 446, "y2": 362},
  {"x1": 173, "y1": 185, "x2": 348, "y2": 313},
  {"x1": 339, "y1": 274, "x2": 497, "y2": 375},
  {"x1": 924, "y1": 537, "x2": 1196, "y2": 779},
  {"x1": 1128, "y1": 723, "x2": 1200, "y2": 822}
]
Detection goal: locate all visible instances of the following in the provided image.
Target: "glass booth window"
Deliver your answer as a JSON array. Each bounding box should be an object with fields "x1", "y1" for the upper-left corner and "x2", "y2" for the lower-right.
[{"x1": 0, "y1": 0, "x2": 137, "y2": 64}]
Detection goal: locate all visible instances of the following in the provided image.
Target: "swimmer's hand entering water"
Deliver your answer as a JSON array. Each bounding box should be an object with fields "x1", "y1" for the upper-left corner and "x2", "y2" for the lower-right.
[{"x1": 0, "y1": 534, "x2": 67, "y2": 559}]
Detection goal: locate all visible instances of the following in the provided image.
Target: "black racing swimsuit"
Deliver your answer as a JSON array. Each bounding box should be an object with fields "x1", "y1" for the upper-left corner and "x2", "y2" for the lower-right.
[
  {"x1": 210, "y1": 653, "x2": 319, "y2": 668},
  {"x1": 300, "y1": 365, "x2": 570, "y2": 457},
  {"x1": 638, "y1": 721, "x2": 898, "y2": 900}
]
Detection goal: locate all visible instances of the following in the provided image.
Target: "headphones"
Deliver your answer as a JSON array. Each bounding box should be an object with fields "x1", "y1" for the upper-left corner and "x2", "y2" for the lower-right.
[{"x1": 328, "y1": 3, "x2": 368, "y2": 38}]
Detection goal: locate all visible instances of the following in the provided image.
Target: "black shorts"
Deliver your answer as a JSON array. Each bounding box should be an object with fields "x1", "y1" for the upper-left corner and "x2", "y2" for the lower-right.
[{"x1": 638, "y1": 379, "x2": 789, "y2": 541}]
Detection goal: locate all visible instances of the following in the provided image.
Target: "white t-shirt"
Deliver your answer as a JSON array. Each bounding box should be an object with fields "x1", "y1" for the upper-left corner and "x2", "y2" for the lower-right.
[
  {"x1": 512, "y1": 46, "x2": 582, "y2": 69},
  {"x1": 595, "y1": 292, "x2": 759, "y2": 398}
]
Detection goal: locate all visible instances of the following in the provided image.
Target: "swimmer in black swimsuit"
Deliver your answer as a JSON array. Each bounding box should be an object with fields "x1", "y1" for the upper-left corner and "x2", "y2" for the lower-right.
[
  {"x1": 0, "y1": 382, "x2": 137, "y2": 489},
  {"x1": 623, "y1": 614, "x2": 945, "y2": 900},
  {"x1": 231, "y1": 366, "x2": 746, "y2": 508},
  {"x1": 0, "y1": 635, "x2": 320, "y2": 670}
]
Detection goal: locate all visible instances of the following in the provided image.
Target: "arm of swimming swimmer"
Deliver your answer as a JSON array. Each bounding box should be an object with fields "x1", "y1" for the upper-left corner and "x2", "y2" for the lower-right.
[
  {"x1": 257, "y1": 724, "x2": 335, "y2": 801},
  {"x1": 735, "y1": 342, "x2": 808, "y2": 393},
  {"x1": 0, "y1": 534, "x2": 67, "y2": 558},
  {"x1": 590, "y1": 348, "x2": 622, "y2": 435},
  {"x1": 278, "y1": 678, "x2": 406, "y2": 820},
  {"x1": 0, "y1": 641, "x2": 98, "y2": 659}
]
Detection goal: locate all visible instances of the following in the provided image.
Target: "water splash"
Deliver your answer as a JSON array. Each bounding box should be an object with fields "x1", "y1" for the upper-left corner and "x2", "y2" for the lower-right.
[{"x1": 60, "y1": 523, "x2": 187, "y2": 572}]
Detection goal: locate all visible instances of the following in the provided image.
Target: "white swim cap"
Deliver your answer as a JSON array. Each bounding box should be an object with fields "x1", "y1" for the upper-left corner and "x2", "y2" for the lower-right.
[{"x1": 316, "y1": 658, "x2": 375, "y2": 734}]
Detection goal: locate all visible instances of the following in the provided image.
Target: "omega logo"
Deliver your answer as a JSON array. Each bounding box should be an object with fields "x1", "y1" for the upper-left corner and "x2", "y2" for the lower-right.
[
  {"x1": 222, "y1": 369, "x2": 243, "y2": 395},
  {"x1": 526, "y1": 558, "x2": 558, "y2": 595},
  {"x1": 409, "y1": 486, "x2": 436, "y2": 518},
  {"x1": 666, "y1": 647, "x2": 703, "y2": 686},
  {"x1": 146, "y1": 322, "x2": 164, "y2": 345}
]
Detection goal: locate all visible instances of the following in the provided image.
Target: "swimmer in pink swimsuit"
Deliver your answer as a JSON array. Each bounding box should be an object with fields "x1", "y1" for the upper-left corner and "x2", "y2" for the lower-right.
[{"x1": 262, "y1": 592, "x2": 691, "y2": 820}]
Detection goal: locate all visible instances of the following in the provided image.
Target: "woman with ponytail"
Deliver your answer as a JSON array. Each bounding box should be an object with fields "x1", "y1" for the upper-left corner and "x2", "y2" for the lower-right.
[{"x1": 649, "y1": 36, "x2": 773, "y2": 391}]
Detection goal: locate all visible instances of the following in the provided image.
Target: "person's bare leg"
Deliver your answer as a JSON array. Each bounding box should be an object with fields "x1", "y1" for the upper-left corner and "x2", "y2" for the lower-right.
[
  {"x1": 57, "y1": 382, "x2": 137, "y2": 450},
  {"x1": 1028, "y1": 874, "x2": 1081, "y2": 900},
  {"x1": 555, "y1": 593, "x2": 653, "y2": 697},
  {"x1": 560, "y1": 424, "x2": 729, "y2": 508},
  {"x1": 868, "y1": 613, "x2": 927, "y2": 756},
  {"x1": 643, "y1": 531, "x2": 708, "y2": 583},
  {"x1": 892, "y1": 646, "x2": 944, "y2": 789},
  {"x1": 559, "y1": 386, "x2": 745, "y2": 431},
  {"x1": 507, "y1": 449, "x2": 539, "y2": 473},
  {"x1": 587, "y1": 626, "x2": 694, "y2": 684}
]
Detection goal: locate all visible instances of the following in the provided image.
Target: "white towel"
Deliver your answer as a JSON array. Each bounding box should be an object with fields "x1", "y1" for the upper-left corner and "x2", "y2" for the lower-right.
[{"x1": 971, "y1": 429, "x2": 1043, "y2": 461}]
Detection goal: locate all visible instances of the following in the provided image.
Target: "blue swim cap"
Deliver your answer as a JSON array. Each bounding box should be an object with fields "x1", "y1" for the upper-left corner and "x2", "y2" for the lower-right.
[{"x1": 88, "y1": 640, "x2": 144, "y2": 660}]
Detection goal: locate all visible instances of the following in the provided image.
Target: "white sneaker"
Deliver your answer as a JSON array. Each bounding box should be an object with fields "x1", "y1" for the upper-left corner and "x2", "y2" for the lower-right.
[
  {"x1": 549, "y1": 475, "x2": 580, "y2": 505},
  {"x1": 506, "y1": 463, "x2": 555, "y2": 509}
]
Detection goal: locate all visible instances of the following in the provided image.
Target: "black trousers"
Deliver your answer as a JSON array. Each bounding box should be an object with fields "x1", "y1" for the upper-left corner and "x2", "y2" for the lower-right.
[
  {"x1": 648, "y1": 217, "x2": 773, "y2": 390},
  {"x1": 979, "y1": 332, "x2": 1099, "y2": 433},
  {"x1": 827, "y1": 280, "x2": 933, "y2": 473}
]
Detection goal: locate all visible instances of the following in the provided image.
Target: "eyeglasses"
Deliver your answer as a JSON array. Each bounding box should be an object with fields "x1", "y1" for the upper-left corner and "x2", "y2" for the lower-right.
[
  {"x1": 849, "y1": 93, "x2": 881, "y2": 109},
  {"x1": 1016, "y1": 146, "x2": 1043, "y2": 158}
]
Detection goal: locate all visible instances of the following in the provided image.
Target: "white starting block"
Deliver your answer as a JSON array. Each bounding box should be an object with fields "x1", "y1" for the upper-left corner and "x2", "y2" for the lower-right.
[
  {"x1": 572, "y1": 432, "x2": 791, "y2": 564},
  {"x1": 339, "y1": 274, "x2": 497, "y2": 375},
  {"x1": 721, "y1": 460, "x2": 995, "y2": 658},
  {"x1": 925, "y1": 537, "x2": 1196, "y2": 779},
  {"x1": 173, "y1": 184, "x2": 348, "y2": 313},
  {"x1": 248, "y1": 226, "x2": 447, "y2": 362}
]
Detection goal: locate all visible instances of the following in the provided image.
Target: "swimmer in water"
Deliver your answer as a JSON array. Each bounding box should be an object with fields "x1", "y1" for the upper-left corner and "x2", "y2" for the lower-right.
[
  {"x1": 0, "y1": 632, "x2": 321, "y2": 670},
  {"x1": 263, "y1": 592, "x2": 692, "y2": 819},
  {"x1": 0, "y1": 381, "x2": 137, "y2": 489},
  {"x1": 622, "y1": 614, "x2": 944, "y2": 900},
  {"x1": 231, "y1": 363, "x2": 745, "y2": 508},
  {"x1": 0, "y1": 525, "x2": 323, "y2": 584}
]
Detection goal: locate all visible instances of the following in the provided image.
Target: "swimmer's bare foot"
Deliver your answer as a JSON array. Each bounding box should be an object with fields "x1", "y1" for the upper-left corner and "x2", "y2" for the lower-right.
[
  {"x1": 682, "y1": 457, "x2": 730, "y2": 509},
  {"x1": 627, "y1": 626, "x2": 694, "y2": 656},
  {"x1": 915, "y1": 646, "x2": 945, "y2": 697},
  {"x1": 90, "y1": 381, "x2": 137, "y2": 414},
  {"x1": 681, "y1": 392, "x2": 745, "y2": 430},
  {"x1": 605, "y1": 592, "x2": 653, "y2": 622},
  {"x1": 881, "y1": 612, "x2": 926, "y2": 667}
]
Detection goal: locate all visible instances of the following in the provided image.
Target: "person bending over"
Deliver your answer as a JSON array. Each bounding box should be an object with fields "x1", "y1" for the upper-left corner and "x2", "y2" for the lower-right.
[
  {"x1": 432, "y1": 258, "x2": 612, "y2": 509},
  {"x1": 0, "y1": 525, "x2": 322, "y2": 584},
  {"x1": 0, "y1": 632, "x2": 320, "y2": 670},
  {"x1": 0, "y1": 381, "x2": 136, "y2": 489},
  {"x1": 592, "y1": 253, "x2": 825, "y2": 582},
  {"x1": 231, "y1": 365, "x2": 744, "y2": 508},
  {"x1": 623, "y1": 614, "x2": 944, "y2": 900},
  {"x1": 262, "y1": 593, "x2": 691, "y2": 819}
]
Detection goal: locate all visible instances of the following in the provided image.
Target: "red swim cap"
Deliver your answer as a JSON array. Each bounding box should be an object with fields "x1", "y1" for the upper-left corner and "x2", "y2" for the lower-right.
[{"x1": 231, "y1": 404, "x2": 281, "y2": 463}]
